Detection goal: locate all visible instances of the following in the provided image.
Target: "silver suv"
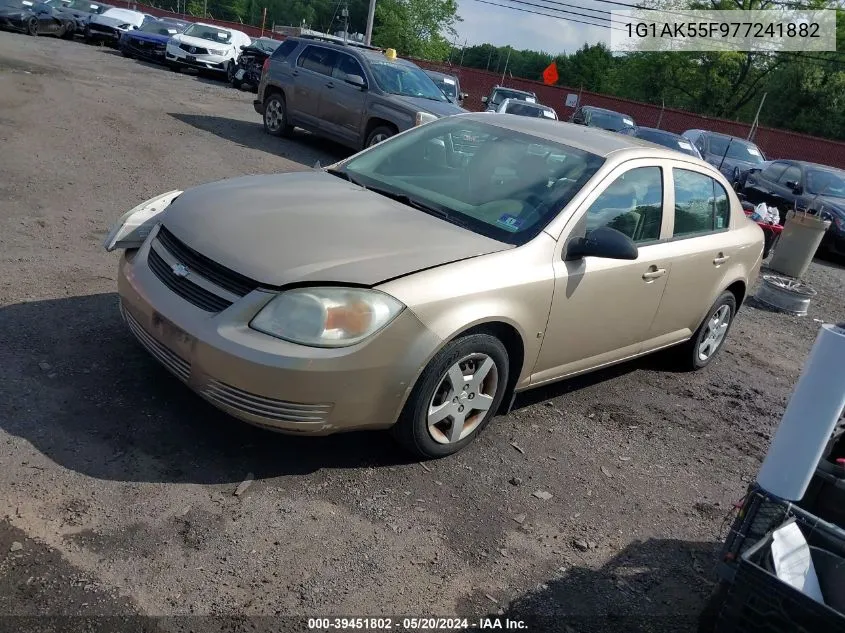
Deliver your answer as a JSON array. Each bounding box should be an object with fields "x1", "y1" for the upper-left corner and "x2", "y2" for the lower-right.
[{"x1": 253, "y1": 35, "x2": 467, "y2": 150}]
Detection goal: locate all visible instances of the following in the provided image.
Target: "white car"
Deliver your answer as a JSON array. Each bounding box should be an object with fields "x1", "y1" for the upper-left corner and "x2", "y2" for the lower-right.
[
  {"x1": 85, "y1": 7, "x2": 146, "y2": 46},
  {"x1": 166, "y1": 22, "x2": 251, "y2": 81},
  {"x1": 495, "y1": 98, "x2": 558, "y2": 120}
]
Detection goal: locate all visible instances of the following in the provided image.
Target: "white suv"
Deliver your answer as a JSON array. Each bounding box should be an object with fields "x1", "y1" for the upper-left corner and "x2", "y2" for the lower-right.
[{"x1": 165, "y1": 22, "x2": 251, "y2": 81}]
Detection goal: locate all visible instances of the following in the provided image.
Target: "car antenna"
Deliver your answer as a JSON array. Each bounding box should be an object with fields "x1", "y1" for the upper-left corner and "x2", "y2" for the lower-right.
[{"x1": 717, "y1": 138, "x2": 733, "y2": 174}]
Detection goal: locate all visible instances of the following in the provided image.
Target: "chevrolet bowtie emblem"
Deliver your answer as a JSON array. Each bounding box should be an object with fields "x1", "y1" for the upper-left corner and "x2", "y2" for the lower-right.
[{"x1": 171, "y1": 263, "x2": 190, "y2": 278}]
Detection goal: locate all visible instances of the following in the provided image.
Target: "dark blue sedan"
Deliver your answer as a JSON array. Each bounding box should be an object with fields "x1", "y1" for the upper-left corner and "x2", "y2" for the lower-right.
[{"x1": 118, "y1": 17, "x2": 188, "y2": 63}]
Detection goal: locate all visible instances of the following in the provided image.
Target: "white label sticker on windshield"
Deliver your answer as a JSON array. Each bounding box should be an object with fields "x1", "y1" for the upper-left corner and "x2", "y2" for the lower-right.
[
  {"x1": 443, "y1": 77, "x2": 455, "y2": 85},
  {"x1": 623, "y1": 118, "x2": 634, "y2": 126},
  {"x1": 747, "y1": 147, "x2": 761, "y2": 156},
  {"x1": 678, "y1": 141, "x2": 693, "y2": 150},
  {"x1": 525, "y1": 96, "x2": 536, "y2": 103},
  {"x1": 22, "y1": 1, "x2": 33, "y2": 4},
  {"x1": 542, "y1": 110, "x2": 556, "y2": 119},
  {"x1": 216, "y1": 32, "x2": 227, "y2": 38}
]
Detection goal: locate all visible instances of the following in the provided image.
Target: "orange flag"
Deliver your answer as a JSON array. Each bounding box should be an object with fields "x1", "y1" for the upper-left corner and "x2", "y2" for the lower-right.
[{"x1": 542, "y1": 62, "x2": 558, "y2": 86}]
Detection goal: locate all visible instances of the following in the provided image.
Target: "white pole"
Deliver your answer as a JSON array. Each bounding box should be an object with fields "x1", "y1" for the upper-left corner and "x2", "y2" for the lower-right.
[
  {"x1": 364, "y1": 0, "x2": 376, "y2": 45},
  {"x1": 757, "y1": 323, "x2": 845, "y2": 501},
  {"x1": 500, "y1": 47, "x2": 510, "y2": 84},
  {"x1": 748, "y1": 92, "x2": 767, "y2": 141}
]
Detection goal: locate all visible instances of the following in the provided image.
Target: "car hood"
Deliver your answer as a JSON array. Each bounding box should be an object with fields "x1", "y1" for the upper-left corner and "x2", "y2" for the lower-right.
[
  {"x1": 159, "y1": 172, "x2": 512, "y2": 287},
  {"x1": 91, "y1": 14, "x2": 140, "y2": 27},
  {"x1": 125, "y1": 30, "x2": 169, "y2": 44},
  {"x1": 0, "y1": 7, "x2": 27, "y2": 16},
  {"x1": 392, "y1": 95, "x2": 466, "y2": 117},
  {"x1": 814, "y1": 196, "x2": 845, "y2": 214},
  {"x1": 171, "y1": 33, "x2": 232, "y2": 49}
]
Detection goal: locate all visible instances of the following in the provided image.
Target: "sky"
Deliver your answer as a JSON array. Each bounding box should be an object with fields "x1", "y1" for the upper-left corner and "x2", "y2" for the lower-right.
[{"x1": 454, "y1": 0, "x2": 612, "y2": 55}]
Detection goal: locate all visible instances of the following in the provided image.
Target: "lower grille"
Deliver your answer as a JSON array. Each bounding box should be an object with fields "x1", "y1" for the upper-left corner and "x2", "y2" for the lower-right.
[
  {"x1": 201, "y1": 379, "x2": 333, "y2": 424},
  {"x1": 89, "y1": 24, "x2": 117, "y2": 35},
  {"x1": 123, "y1": 307, "x2": 191, "y2": 382},
  {"x1": 147, "y1": 247, "x2": 232, "y2": 313}
]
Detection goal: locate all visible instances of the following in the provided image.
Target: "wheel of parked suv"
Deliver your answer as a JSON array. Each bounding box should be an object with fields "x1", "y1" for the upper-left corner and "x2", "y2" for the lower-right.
[
  {"x1": 26, "y1": 17, "x2": 38, "y2": 36},
  {"x1": 680, "y1": 291, "x2": 737, "y2": 371},
  {"x1": 226, "y1": 61, "x2": 236, "y2": 84},
  {"x1": 392, "y1": 333, "x2": 510, "y2": 459},
  {"x1": 263, "y1": 92, "x2": 291, "y2": 137},
  {"x1": 366, "y1": 125, "x2": 395, "y2": 147},
  {"x1": 231, "y1": 72, "x2": 243, "y2": 90}
]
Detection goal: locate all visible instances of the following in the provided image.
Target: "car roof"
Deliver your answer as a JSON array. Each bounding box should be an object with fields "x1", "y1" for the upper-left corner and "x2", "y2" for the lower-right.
[
  {"x1": 583, "y1": 105, "x2": 630, "y2": 116},
  {"x1": 503, "y1": 99, "x2": 552, "y2": 111},
  {"x1": 696, "y1": 130, "x2": 759, "y2": 146},
  {"x1": 457, "y1": 112, "x2": 712, "y2": 162},
  {"x1": 425, "y1": 69, "x2": 458, "y2": 81},
  {"x1": 771, "y1": 159, "x2": 844, "y2": 173},
  {"x1": 493, "y1": 86, "x2": 535, "y2": 95}
]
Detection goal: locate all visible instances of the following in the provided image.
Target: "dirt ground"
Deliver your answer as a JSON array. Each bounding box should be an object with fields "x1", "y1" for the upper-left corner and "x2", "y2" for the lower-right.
[{"x1": 1, "y1": 33, "x2": 843, "y2": 633}]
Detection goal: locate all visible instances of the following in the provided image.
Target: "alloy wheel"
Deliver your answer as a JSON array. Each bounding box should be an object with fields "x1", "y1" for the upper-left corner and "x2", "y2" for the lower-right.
[
  {"x1": 697, "y1": 305, "x2": 731, "y2": 362},
  {"x1": 264, "y1": 98, "x2": 283, "y2": 133},
  {"x1": 427, "y1": 353, "x2": 499, "y2": 444},
  {"x1": 368, "y1": 132, "x2": 389, "y2": 146}
]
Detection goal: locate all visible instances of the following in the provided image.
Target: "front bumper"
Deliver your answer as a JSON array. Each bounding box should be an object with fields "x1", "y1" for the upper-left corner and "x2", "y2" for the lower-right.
[
  {"x1": 0, "y1": 16, "x2": 26, "y2": 31},
  {"x1": 116, "y1": 230, "x2": 440, "y2": 435},
  {"x1": 87, "y1": 24, "x2": 121, "y2": 43},
  {"x1": 165, "y1": 45, "x2": 229, "y2": 72},
  {"x1": 121, "y1": 38, "x2": 167, "y2": 60}
]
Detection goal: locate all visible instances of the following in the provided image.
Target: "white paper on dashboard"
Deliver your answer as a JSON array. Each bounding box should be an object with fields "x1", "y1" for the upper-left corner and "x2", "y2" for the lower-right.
[{"x1": 771, "y1": 522, "x2": 824, "y2": 605}]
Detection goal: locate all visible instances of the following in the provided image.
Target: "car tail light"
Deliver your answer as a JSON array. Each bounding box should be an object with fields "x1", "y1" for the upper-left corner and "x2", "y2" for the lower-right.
[{"x1": 262, "y1": 57, "x2": 270, "y2": 75}]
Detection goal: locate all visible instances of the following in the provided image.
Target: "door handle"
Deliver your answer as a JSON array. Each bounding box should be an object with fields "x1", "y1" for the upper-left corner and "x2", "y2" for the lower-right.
[
  {"x1": 642, "y1": 267, "x2": 667, "y2": 281},
  {"x1": 325, "y1": 82, "x2": 334, "y2": 89},
  {"x1": 713, "y1": 254, "x2": 730, "y2": 265},
  {"x1": 291, "y1": 70, "x2": 299, "y2": 76}
]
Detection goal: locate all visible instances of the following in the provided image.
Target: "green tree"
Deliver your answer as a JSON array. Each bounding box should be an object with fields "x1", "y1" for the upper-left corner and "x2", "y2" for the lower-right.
[{"x1": 372, "y1": 0, "x2": 461, "y2": 60}]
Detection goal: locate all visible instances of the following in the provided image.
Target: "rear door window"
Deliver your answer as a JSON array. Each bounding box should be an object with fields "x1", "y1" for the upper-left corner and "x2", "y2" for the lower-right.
[
  {"x1": 332, "y1": 53, "x2": 366, "y2": 84},
  {"x1": 760, "y1": 161, "x2": 788, "y2": 183},
  {"x1": 673, "y1": 169, "x2": 731, "y2": 237},
  {"x1": 297, "y1": 45, "x2": 338, "y2": 76},
  {"x1": 272, "y1": 40, "x2": 298, "y2": 60}
]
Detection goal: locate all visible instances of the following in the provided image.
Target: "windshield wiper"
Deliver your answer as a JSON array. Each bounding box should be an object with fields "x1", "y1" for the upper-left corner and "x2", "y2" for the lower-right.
[
  {"x1": 365, "y1": 186, "x2": 468, "y2": 228},
  {"x1": 325, "y1": 167, "x2": 366, "y2": 189}
]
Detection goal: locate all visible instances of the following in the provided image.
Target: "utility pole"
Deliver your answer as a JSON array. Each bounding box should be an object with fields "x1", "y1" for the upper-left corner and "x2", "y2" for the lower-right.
[
  {"x1": 500, "y1": 47, "x2": 511, "y2": 85},
  {"x1": 485, "y1": 45, "x2": 493, "y2": 71},
  {"x1": 364, "y1": 0, "x2": 376, "y2": 45},
  {"x1": 202, "y1": 0, "x2": 207, "y2": 17},
  {"x1": 458, "y1": 39, "x2": 467, "y2": 67},
  {"x1": 748, "y1": 92, "x2": 767, "y2": 141},
  {"x1": 342, "y1": 3, "x2": 349, "y2": 43}
]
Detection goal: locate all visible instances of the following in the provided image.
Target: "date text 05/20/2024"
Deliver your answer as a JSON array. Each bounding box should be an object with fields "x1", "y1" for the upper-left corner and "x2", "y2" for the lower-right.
[{"x1": 307, "y1": 618, "x2": 528, "y2": 630}]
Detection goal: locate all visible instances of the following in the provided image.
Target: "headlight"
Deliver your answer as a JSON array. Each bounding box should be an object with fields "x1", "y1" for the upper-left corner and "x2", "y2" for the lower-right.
[
  {"x1": 102, "y1": 190, "x2": 182, "y2": 252},
  {"x1": 415, "y1": 111, "x2": 437, "y2": 127},
  {"x1": 250, "y1": 287, "x2": 404, "y2": 348},
  {"x1": 207, "y1": 48, "x2": 225, "y2": 55}
]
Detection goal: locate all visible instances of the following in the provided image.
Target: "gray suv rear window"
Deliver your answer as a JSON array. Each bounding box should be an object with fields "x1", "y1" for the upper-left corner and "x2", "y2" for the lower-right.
[
  {"x1": 298, "y1": 46, "x2": 338, "y2": 76},
  {"x1": 272, "y1": 40, "x2": 297, "y2": 59}
]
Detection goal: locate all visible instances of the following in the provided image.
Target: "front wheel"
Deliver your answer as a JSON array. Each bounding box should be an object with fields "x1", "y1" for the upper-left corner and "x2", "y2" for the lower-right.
[
  {"x1": 231, "y1": 72, "x2": 243, "y2": 89},
  {"x1": 263, "y1": 92, "x2": 292, "y2": 137},
  {"x1": 391, "y1": 333, "x2": 510, "y2": 459},
  {"x1": 26, "y1": 17, "x2": 38, "y2": 36},
  {"x1": 225, "y1": 61, "x2": 236, "y2": 83},
  {"x1": 365, "y1": 125, "x2": 395, "y2": 148},
  {"x1": 61, "y1": 23, "x2": 75, "y2": 39},
  {"x1": 679, "y1": 291, "x2": 737, "y2": 371}
]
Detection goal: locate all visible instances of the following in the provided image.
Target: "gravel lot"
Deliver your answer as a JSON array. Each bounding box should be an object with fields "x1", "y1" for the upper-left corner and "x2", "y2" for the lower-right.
[{"x1": 1, "y1": 32, "x2": 844, "y2": 633}]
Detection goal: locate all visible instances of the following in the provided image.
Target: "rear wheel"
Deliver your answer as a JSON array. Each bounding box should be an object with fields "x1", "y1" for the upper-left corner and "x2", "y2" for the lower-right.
[
  {"x1": 263, "y1": 92, "x2": 292, "y2": 137},
  {"x1": 678, "y1": 291, "x2": 737, "y2": 371},
  {"x1": 391, "y1": 333, "x2": 510, "y2": 459},
  {"x1": 61, "y1": 23, "x2": 74, "y2": 39},
  {"x1": 26, "y1": 17, "x2": 38, "y2": 36}
]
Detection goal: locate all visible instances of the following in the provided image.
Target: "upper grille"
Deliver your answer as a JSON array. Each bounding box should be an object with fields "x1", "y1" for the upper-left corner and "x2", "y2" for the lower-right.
[
  {"x1": 179, "y1": 43, "x2": 208, "y2": 55},
  {"x1": 156, "y1": 227, "x2": 259, "y2": 297},
  {"x1": 89, "y1": 23, "x2": 116, "y2": 34},
  {"x1": 148, "y1": 248, "x2": 232, "y2": 313}
]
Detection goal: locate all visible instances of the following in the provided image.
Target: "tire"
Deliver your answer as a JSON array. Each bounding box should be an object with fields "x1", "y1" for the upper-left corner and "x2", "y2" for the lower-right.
[
  {"x1": 365, "y1": 125, "x2": 396, "y2": 148},
  {"x1": 231, "y1": 75, "x2": 243, "y2": 89},
  {"x1": 391, "y1": 333, "x2": 510, "y2": 459},
  {"x1": 263, "y1": 92, "x2": 292, "y2": 137},
  {"x1": 225, "y1": 61, "x2": 236, "y2": 83},
  {"x1": 168, "y1": 61, "x2": 181, "y2": 73},
  {"x1": 26, "y1": 17, "x2": 38, "y2": 36},
  {"x1": 61, "y1": 23, "x2": 74, "y2": 39},
  {"x1": 679, "y1": 291, "x2": 738, "y2": 371},
  {"x1": 121, "y1": 48, "x2": 132, "y2": 58}
]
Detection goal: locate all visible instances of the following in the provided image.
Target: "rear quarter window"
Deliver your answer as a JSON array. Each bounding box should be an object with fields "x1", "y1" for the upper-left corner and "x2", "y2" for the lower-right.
[{"x1": 271, "y1": 40, "x2": 298, "y2": 60}]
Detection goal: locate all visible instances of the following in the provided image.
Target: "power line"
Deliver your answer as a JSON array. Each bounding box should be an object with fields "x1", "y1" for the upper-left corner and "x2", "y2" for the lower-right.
[
  {"x1": 467, "y1": 0, "x2": 625, "y2": 29},
  {"x1": 497, "y1": 0, "x2": 619, "y2": 24}
]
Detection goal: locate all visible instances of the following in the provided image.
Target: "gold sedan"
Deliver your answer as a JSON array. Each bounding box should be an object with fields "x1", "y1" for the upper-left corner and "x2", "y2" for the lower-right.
[{"x1": 104, "y1": 113, "x2": 764, "y2": 458}]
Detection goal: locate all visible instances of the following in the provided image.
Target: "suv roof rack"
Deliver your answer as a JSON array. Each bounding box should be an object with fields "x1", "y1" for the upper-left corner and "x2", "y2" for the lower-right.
[{"x1": 296, "y1": 33, "x2": 383, "y2": 51}]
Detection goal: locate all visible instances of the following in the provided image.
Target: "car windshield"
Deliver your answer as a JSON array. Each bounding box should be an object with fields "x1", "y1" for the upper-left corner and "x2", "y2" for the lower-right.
[
  {"x1": 336, "y1": 118, "x2": 605, "y2": 246},
  {"x1": 67, "y1": 0, "x2": 106, "y2": 11},
  {"x1": 369, "y1": 61, "x2": 447, "y2": 101},
  {"x1": 183, "y1": 23, "x2": 231, "y2": 43},
  {"x1": 806, "y1": 168, "x2": 845, "y2": 198},
  {"x1": 252, "y1": 38, "x2": 280, "y2": 52},
  {"x1": 589, "y1": 111, "x2": 635, "y2": 131},
  {"x1": 708, "y1": 137, "x2": 764, "y2": 163},
  {"x1": 138, "y1": 20, "x2": 178, "y2": 35},
  {"x1": 504, "y1": 101, "x2": 557, "y2": 119},
  {"x1": 636, "y1": 129, "x2": 699, "y2": 156},
  {"x1": 3, "y1": 0, "x2": 32, "y2": 7},
  {"x1": 491, "y1": 89, "x2": 535, "y2": 106},
  {"x1": 430, "y1": 76, "x2": 458, "y2": 99}
]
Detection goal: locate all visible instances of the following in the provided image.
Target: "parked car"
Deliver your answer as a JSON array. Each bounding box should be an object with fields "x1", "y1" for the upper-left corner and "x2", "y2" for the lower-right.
[
  {"x1": 118, "y1": 17, "x2": 188, "y2": 63},
  {"x1": 570, "y1": 105, "x2": 636, "y2": 133},
  {"x1": 165, "y1": 22, "x2": 251, "y2": 81},
  {"x1": 0, "y1": 0, "x2": 75, "y2": 36},
  {"x1": 231, "y1": 36, "x2": 280, "y2": 90},
  {"x1": 53, "y1": 0, "x2": 110, "y2": 36},
  {"x1": 424, "y1": 69, "x2": 468, "y2": 107},
  {"x1": 481, "y1": 85, "x2": 537, "y2": 111},
  {"x1": 681, "y1": 130, "x2": 766, "y2": 187},
  {"x1": 495, "y1": 98, "x2": 558, "y2": 120},
  {"x1": 740, "y1": 160, "x2": 845, "y2": 255},
  {"x1": 616, "y1": 126, "x2": 702, "y2": 158},
  {"x1": 85, "y1": 6, "x2": 146, "y2": 46},
  {"x1": 255, "y1": 36, "x2": 466, "y2": 150},
  {"x1": 102, "y1": 114, "x2": 763, "y2": 458}
]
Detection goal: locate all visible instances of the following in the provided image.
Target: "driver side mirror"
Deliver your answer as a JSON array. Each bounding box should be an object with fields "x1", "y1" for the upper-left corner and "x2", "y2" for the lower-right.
[
  {"x1": 240, "y1": 44, "x2": 246, "y2": 50},
  {"x1": 344, "y1": 74, "x2": 366, "y2": 90},
  {"x1": 480, "y1": 96, "x2": 488, "y2": 103},
  {"x1": 785, "y1": 180, "x2": 803, "y2": 194},
  {"x1": 565, "y1": 226, "x2": 639, "y2": 261},
  {"x1": 460, "y1": 92, "x2": 469, "y2": 100}
]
